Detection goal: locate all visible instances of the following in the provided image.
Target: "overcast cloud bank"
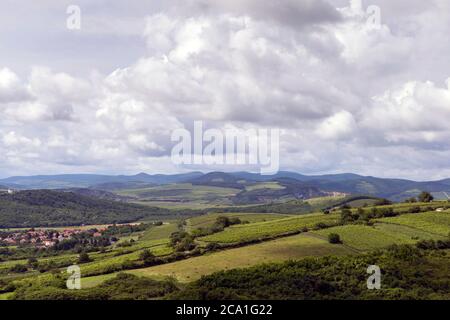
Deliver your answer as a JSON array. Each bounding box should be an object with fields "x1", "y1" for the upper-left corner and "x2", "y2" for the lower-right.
[{"x1": 0, "y1": 0, "x2": 449, "y2": 180}]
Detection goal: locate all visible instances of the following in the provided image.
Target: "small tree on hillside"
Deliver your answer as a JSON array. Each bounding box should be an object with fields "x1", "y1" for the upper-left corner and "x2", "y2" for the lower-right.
[
  {"x1": 27, "y1": 257, "x2": 38, "y2": 269},
  {"x1": 418, "y1": 191, "x2": 434, "y2": 203},
  {"x1": 78, "y1": 252, "x2": 91, "y2": 264},
  {"x1": 328, "y1": 233, "x2": 341, "y2": 244},
  {"x1": 139, "y1": 249, "x2": 155, "y2": 261},
  {"x1": 405, "y1": 197, "x2": 417, "y2": 203}
]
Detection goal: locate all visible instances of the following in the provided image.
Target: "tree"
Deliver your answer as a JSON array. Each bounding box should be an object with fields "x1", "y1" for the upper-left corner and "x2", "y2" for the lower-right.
[
  {"x1": 340, "y1": 208, "x2": 356, "y2": 223},
  {"x1": 139, "y1": 249, "x2": 155, "y2": 261},
  {"x1": 175, "y1": 237, "x2": 197, "y2": 252},
  {"x1": 375, "y1": 198, "x2": 392, "y2": 206},
  {"x1": 405, "y1": 197, "x2": 417, "y2": 203},
  {"x1": 205, "y1": 242, "x2": 220, "y2": 251},
  {"x1": 11, "y1": 264, "x2": 28, "y2": 273},
  {"x1": 27, "y1": 257, "x2": 38, "y2": 269},
  {"x1": 418, "y1": 191, "x2": 434, "y2": 203},
  {"x1": 78, "y1": 252, "x2": 91, "y2": 263},
  {"x1": 328, "y1": 233, "x2": 341, "y2": 244}
]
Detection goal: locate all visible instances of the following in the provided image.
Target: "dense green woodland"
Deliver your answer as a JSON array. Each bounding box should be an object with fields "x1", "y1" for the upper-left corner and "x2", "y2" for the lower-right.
[
  {"x1": 12, "y1": 273, "x2": 178, "y2": 300},
  {"x1": 171, "y1": 245, "x2": 449, "y2": 300},
  {"x1": 0, "y1": 190, "x2": 177, "y2": 227}
]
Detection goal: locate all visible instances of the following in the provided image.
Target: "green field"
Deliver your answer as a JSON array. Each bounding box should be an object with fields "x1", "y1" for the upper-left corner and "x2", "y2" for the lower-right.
[
  {"x1": 186, "y1": 213, "x2": 293, "y2": 231},
  {"x1": 306, "y1": 196, "x2": 346, "y2": 208},
  {"x1": 2, "y1": 200, "x2": 449, "y2": 299},
  {"x1": 139, "y1": 223, "x2": 179, "y2": 241},
  {"x1": 116, "y1": 183, "x2": 239, "y2": 209},
  {"x1": 374, "y1": 211, "x2": 450, "y2": 236},
  {"x1": 374, "y1": 222, "x2": 447, "y2": 241},
  {"x1": 199, "y1": 213, "x2": 340, "y2": 244},
  {"x1": 313, "y1": 225, "x2": 418, "y2": 251},
  {"x1": 0, "y1": 292, "x2": 13, "y2": 300},
  {"x1": 245, "y1": 182, "x2": 285, "y2": 191},
  {"x1": 346, "y1": 198, "x2": 380, "y2": 207},
  {"x1": 313, "y1": 211, "x2": 449, "y2": 251},
  {"x1": 128, "y1": 233, "x2": 353, "y2": 282},
  {"x1": 80, "y1": 273, "x2": 118, "y2": 289}
]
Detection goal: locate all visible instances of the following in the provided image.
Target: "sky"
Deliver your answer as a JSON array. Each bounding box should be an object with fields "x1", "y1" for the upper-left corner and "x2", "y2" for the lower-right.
[{"x1": 0, "y1": 0, "x2": 450, "y2": 180}]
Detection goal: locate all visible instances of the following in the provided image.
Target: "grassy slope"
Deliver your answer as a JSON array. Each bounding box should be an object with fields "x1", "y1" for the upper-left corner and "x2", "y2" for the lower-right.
[
  {"x1": 313, "y1": 225, "x2": 417, "y2": 251},
  {"x1": 199, "y1": 213, "x2": 340, "y2": 244},
  {"x1": 139, "y1": 223, "x2": 179, "y2": 241},
  {"x1": 4, "y1": 205, "x2": 449, "y2": 295},
  {"x1": 117, "y1": 183, "x2": 238, "y2": 196},
  {"x1": 374, "y1": 211, "x2": 450, "y2": 236},
  {"x1": 127, "y1": 234, "x2": 353, "y2": 282},
  {"x1": 313, "y1": 211, "x2": 449, "y2": 251},
  {"x1": 186, "y1": 213, "x2": 293, "y2": 232}
]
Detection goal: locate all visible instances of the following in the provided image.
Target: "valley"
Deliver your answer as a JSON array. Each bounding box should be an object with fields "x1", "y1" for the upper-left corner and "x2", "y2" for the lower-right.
[{"x1": 0, "y1": 171, "x2": 449, "y2": 300}]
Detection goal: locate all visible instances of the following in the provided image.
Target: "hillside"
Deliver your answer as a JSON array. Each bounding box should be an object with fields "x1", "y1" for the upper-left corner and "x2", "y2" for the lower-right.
[
  {"x1": 0, "y1": 190, "x2": 173, "y2": 228},
  {"x1": 232, "y1": 178, "x2": 326, "y2": 204},
  {"x1": 2, "y1": 171, "x2": 450, "y2": 201},
  {"x1": 89, "y1": 182, "x2": 156, "y2": 191},
  {"x1": 188, "y1": 172, "x2": 248, "y2": 189},
  {"x1": 62, "y1": 188, "x2": 133, "y2": 202},
  {"x1": 0, "y1": 172, "x2": 203, "y2": 189},
  {"x1": 309, "y1": 176, "x2": 450, "y2": 201}
]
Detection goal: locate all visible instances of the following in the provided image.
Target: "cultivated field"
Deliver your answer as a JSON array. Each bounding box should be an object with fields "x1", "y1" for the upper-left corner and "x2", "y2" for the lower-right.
[
  {"x1": 116, "y1": 183, "x2": 239, "y2": 208},
  {"x1": 374, "y1": 211, "x2": 450, "y2": 236},
  {"x1": 313, "y1": 211, "x2": 449, "y2": 251},
  {"x1": 1, "y1": 198, "x2": 449, "y2": 299},
  {"x1": 312, "y1": 225, "x2": 416, "y2": 251},
  {"x1": 199, "y1": 213, "x2": 340, "y2": 244},
  {"x1": 186, "y1": 213, "x2": 293, "y2": 232},
  {"x1": 127, "y1": 233, "x2": 353, "y2": 282}
]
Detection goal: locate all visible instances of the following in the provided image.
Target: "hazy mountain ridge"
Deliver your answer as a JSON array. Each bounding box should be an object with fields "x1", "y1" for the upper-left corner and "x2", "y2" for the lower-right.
[
  {"x1": 0, "y1": 172, "x2": 203, "y2": 189},
  {"x1": 1, "y1": 171, "x2": 450, "y2": 201}
]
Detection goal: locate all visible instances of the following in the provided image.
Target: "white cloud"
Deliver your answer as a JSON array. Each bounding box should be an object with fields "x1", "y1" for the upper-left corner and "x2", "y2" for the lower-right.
[
  {"x1": 0, "y1": 68, "x2": 29, "y2": 102},
  {"x1": 0, "y1": 0, "x2": 450, "y2": 180},
  {"x1": 362, "y1": 79, "x2": 450, "y2": 148},
  {"x1": 317, "y1": 110, "x2": 357, "y2": 140}
]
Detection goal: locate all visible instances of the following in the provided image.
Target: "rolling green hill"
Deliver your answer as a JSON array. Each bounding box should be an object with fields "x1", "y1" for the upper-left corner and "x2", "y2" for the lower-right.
[{"x1": 0, "y1": 190, "x2": 176, "y2": 228}]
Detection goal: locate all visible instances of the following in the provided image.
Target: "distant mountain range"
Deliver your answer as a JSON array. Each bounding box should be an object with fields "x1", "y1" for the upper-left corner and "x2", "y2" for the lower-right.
[
  {"x1": 1, "y1": 171, "x2": 450, "y2": 201},
  {"x1": 0, "y1": 172, "x2": 204, "y2": 189}
]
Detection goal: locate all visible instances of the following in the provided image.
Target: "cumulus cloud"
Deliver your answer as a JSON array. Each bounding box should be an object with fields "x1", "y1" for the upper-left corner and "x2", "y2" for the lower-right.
[
  {"x1": 187, "y1": 0, "x2": 342, "y2": 29},
  {"x1": 0, "y1": 0, "x2": 450, "y2": 180},
  {"x1": 0, "y1": 68, "x2": 29, "y2": 102},
  {"x1": 361, "y1": 79, "x2": 450, "y2": 149},
  {"x1": 317, "y1": 110, "x2": 357, "y2": 140}
]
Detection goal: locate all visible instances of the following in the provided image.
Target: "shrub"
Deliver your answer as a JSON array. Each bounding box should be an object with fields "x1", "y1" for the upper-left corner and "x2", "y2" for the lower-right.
[
  {"x1": 418, "y1": 191, "x2": 434, "y2": 203},
  {"x1": 205, "y1": 242, "x2": 220, "y2": 251},
  {"x1": 328, "y1": 233, "x2": 341, "y2": 244},
  {"x1": 313, "y1": 222, "x2": 328, "y2": 230},
  {"x1": 78, "y1": 252, "x2": 91, "y2": 264},
  {"x1": 27, "y1": 257, "x2": 38, "y2": 269},
  {"x1": 10, "y1": 264, "x2": 28, "y2": 273},
  {"x1": 409, "y1": 206, "x2": 421, "y2": 214},
  {"x1": 139, "y1": 249, "x2": 155, "y2": 261},
  {"x1": 375, "y1": 199, "x2": 392, "y2": 206}
]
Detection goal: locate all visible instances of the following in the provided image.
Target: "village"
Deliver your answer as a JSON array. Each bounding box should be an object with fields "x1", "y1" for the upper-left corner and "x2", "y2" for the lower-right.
[{"x1": 0, "y1": 227, "x2": 106, "y2": 248}]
